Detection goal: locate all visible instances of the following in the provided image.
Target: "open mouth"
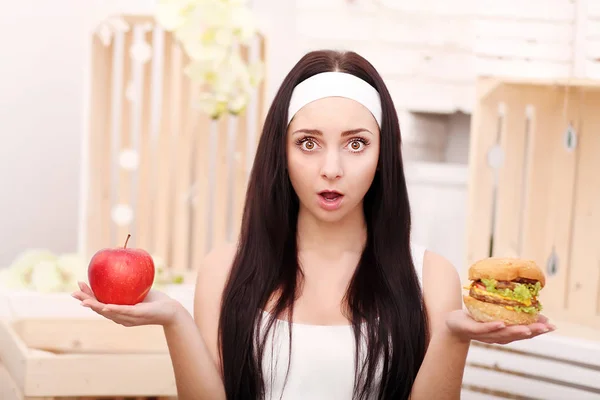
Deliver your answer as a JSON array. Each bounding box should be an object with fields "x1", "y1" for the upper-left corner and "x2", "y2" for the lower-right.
[{"x1": 318, "y1": 190, "x2": 343, "y2": 202}]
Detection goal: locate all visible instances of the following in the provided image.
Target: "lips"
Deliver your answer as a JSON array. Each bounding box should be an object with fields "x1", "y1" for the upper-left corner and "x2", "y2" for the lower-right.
[
  {"x1": 318, "y1": 190, "x2": 343, "y2": 200},
  {"x1": 317, "y1": 190, "x2": 344, "y2": 211}
]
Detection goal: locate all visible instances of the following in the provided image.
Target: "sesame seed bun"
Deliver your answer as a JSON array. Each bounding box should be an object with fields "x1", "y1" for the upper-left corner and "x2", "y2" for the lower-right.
[{"x1": 468, "y1": 257, "x2": 546, "y2": 287}]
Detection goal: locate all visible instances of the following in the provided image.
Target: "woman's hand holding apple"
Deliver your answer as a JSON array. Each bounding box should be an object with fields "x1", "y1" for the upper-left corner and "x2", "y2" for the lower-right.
[{"x1": 72, "y1": 281, "x2": 183, "y2": 327}]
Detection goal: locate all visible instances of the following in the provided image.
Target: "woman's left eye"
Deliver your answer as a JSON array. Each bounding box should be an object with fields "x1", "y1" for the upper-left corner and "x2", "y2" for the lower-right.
[{"x1": 348, "y1": 139, "x2": 367, "y2": 152}]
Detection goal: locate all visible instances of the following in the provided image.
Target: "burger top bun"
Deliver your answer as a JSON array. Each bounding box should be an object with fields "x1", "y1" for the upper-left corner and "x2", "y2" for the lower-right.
[{"x1": 468, "y1": 257, "x2": 546, "y2": 288}]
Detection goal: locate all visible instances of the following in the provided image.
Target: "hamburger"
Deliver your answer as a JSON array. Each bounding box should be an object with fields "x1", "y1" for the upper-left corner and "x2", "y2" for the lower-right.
[{"x1": 463, "y1": 257, "x2": 545, "y2": 325}]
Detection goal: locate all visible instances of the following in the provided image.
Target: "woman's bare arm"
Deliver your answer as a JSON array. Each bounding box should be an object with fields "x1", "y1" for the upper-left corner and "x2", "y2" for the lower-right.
[
  {"x1": 409, "y1": 251, "x2": 470, "y2": 400},
  {"x1": 164, "y1": 243, "x2": 236, "y2": 400},
  {"x1": 163, "y1": 303, "x2": 226, "y2": 399}
]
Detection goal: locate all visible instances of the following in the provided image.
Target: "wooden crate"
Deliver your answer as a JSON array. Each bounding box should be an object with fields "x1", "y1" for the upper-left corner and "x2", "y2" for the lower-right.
[
  {"x1": 466, "y1": 76, "x2": 600, "y2": 333},
  {"x1": 462, "y1": 326, "x2": 600, "y2": 399},
  {"x1": 0, "y1": 318, "x2": 177, "y2": 399},
  {"x1": 80, "y1": 14, "x2": 267, "y2": 276}
]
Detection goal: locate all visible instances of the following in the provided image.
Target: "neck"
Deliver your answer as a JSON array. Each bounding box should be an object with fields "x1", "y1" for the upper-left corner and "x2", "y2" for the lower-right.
[{"x1": 296, "y1": 204, "x2": 367, "y2": 256}]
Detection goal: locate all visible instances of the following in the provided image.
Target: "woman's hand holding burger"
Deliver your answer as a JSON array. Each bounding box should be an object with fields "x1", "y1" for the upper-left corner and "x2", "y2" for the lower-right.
[{"x1": 446, "y1": 257, "x2": 556, "y2": 344}]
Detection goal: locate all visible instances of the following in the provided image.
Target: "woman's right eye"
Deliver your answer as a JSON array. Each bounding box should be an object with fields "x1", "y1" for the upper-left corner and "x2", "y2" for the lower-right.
[
  {"x1": 302, "y1": 140, "x2": 316, "y2": 151},
  {"x1": 297, "y1": 138, "x2": 319, "y2": 152}
]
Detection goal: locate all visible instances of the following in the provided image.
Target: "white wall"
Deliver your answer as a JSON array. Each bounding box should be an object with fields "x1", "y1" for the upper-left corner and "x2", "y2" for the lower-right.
[{"x1": 0, "y1": 1, "x2": 91, "y2": 266}]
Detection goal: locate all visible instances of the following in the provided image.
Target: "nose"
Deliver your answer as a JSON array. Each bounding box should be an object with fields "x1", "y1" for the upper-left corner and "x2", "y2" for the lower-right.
[{"x1": 320, "y1": 149, "x2": 343, "y2": 180}]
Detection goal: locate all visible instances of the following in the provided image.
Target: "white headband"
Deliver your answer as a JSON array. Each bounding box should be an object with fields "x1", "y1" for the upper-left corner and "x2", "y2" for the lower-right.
[{"x1": 287, "y1": 71, "x2": 382, "y2": 127}]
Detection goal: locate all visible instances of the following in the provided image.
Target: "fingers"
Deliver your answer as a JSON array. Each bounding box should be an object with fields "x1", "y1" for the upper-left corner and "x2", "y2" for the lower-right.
[
  {"x1": 475, "y1": 322, "x2": 556, "y2": 344},
  {"x1": 447, "y1": 310, "x2": 506, "y2": 335},
  {"x1": 78, "y1": 281, "x2": 95, "y2": 297},
  {"x1": 81, "y1": 298, "x2": 107, "y2": 314},
  {"x1": 72, "y1": 290, "x2": 93, "y2": 302},
  {"x1": 102, "y1": 304, "x2": 142, "y2": 318},
  {"x1": 79, "y1": 299, "x2": 142, "y2": 326}
]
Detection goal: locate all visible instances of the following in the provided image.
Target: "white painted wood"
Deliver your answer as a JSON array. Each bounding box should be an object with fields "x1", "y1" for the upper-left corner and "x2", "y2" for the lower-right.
[
  {"x1": 376, "y1": 13, "x2": 473, "y2": 50},
  {"x1": 474, "y1": 38, "x2": 572, "y2": 62},
  {"x1": 460, "y1": 390, "x2": 508, "y2": 400},
  {"x1": 463, "y1": 365, "x2": 600, "y2": 399},
  {"x1": 467, "y1": 344, "x2": 600, "y2": 390},
  {"x1": 380, "y1": 0, "x2": 574, "y2": 21},
  {"x1": 296, "y1": 0, "x2": 377, "y2": 12},
  {"x1": 585, "y1": 59, "x2": 600, "y2": 79},
  {"x1": 378, "y1": 0, "x2": 477, "y2": 16},
  {"x1": 500, "y1": 333, "x2": 600, "y2": 367},
  {"x1": 475, "y1": 57, "x2": 572, "y2": 79},
  {"x1": 386, "y1": 78, "x2": 475, "y2": 113},
  {"x1": 586, "y1": 39, "x2": 600, "y2": 58},
  {"x1": 295, "y1": 11, "x2": 376, "y2": 41},
  {"x1": 572, "y1": 0, "x2": 589, "y2": 78},
  {"x1": 474, "y1": 19, "x2": 573, "y2": 42},
  {"x1": 589, "y1": 0, "x2": 600, "y2": 18},
  {"x1": 588, "y1": 22, "x2": 600, "y2": 39},
  {"x1": 475, "y1": 0, "x2": 575, "y2": 21}
]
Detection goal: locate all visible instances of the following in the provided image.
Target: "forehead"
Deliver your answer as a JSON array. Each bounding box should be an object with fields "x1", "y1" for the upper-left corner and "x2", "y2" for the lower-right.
[{"x1": 288, "y1": 97, "x2": 379, "y2": 135}]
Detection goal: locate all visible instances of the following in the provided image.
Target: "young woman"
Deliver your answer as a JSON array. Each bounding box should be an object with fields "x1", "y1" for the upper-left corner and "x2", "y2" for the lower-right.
[{"x1": 73, "y1": 50, "x2": 555, "y2": 400}]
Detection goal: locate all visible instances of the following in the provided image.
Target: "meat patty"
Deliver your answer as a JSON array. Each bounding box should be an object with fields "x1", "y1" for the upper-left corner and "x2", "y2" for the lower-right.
[
  {"x1": 469, "y1": 284, "x2": 539, "y2": 307},
  {"x1": 469, "y1": 286, "x2": 524, "y2": 306}
]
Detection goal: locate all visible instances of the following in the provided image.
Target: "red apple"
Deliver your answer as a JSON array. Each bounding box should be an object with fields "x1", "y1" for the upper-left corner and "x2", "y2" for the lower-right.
[{"x1": 88, "y1": 234, "x2": 155, "y2": 305}]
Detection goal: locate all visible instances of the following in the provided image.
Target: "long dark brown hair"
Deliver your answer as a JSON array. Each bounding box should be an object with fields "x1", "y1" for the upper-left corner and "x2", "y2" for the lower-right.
[{"x1": 218, "y1": 50, "x2": 429, "y2": 400}]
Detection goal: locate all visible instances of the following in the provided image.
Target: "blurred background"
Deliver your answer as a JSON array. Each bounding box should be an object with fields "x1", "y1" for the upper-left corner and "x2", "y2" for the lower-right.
[{"x1": 1, "y1": 0, "x2": 600, "y2": 399}]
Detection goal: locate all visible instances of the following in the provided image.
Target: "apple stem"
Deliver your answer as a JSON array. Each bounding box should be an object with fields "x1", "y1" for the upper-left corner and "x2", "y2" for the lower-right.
[{"x1": 124, "y1": 234, "x2": 131, "y2": 249}]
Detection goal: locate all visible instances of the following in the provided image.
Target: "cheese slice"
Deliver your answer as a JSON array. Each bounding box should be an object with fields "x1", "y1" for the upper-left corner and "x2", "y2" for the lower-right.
[{"x1": 471, "y1": 287, "x2": 532, "y2": 306}]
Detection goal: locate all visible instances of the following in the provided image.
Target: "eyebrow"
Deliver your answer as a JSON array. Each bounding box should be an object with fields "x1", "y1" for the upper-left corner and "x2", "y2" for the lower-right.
[{"x1": 291, "y1": 128, "x2": 373, "y2": 136}]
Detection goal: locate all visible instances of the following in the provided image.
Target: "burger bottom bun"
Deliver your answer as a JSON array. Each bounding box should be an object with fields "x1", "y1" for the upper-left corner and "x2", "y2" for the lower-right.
[{"x1": 463, "y1": 295, "x2": 539, "y2": 326}]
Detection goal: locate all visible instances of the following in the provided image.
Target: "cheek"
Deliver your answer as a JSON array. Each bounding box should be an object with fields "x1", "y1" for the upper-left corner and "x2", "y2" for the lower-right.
[
  {"x1": 344, "y1": 153, "x2": 378, "y2": 193},
  {"x1": 286, "y1": 150, "x2": 313, "y2": 192}
]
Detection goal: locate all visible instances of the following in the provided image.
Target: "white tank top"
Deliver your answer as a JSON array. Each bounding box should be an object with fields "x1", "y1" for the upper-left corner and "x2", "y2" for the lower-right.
[{"x1": 260, "y1": 242, "x2": 426, "y2": 400}]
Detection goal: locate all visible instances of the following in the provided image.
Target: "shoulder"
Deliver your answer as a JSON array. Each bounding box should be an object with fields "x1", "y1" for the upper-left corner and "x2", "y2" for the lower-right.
[
  {"x1": 194, "y1": 242, "x2": 237, "y2": 304},
  {"x1": 193, "y1": 242, "x2": 237, "y2": 363},
  {"x1": 421, "y1": 249, "x2": 463, "y2": 334}
]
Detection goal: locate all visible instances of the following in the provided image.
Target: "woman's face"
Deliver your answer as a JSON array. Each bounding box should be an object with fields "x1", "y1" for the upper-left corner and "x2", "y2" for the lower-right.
[{"x1": 286, "y1": 97, "x2": 380, "y2": 223}]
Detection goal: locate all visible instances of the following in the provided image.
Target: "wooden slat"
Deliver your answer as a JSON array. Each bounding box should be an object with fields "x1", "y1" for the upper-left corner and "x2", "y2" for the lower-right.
[
  {"x1": 153, "y1": 32, "x2": 175, "y2": 263},
  {"x1": 170, "y1": 44, "x2": 193, "y2": 272},
  {"x1": 134, "y1": 27, "x2": 156, "y2": 252},
  {"x1": 474, "y1": 19, "x2": 573, "y2": 42},
  {"x1": 533, "y1": 88, "x2": 580, "y2": 315},
  {"x1": 491, "y1": 87, "x2": 527, "y2": 258},
  {"x1": 519, "y1": 90, "x2": 560, "y2": 266},
  {"x1": 23, "y1": 352, "x2": 176, "y2": 397},
  {"x1": 460, "y1": 388, "x2": 510, "y2": 400},
  {"x1": 474, "y1": 39, "x2": 572, "y2": 62},
  {"x1": 463, "y1": 364, "x2": 600, "y2": 400},
  {"x1": 0, "y1": 321, "x2": 176, "y2": 398},
  {"x1": 467, "y1": 343, "x2": 600, "y2": 392},
  {"x1": 475, "y1": 58, "x2": 572, "y2": 80},
  {"x1": 233, "y1": 110, "x2": 248, "y2": 243},
  {"x1": 86, "y1": 35, "x2": 114, "y2": 255},
  {"x1": 566, "y1": 89, "x2": 600, "y2": 325},
  {"x1": 466, "y1": 79, "x2": 504, "y2": 268},
  {"x1": 231, "y1": 45, "x2": 251, "y2": 243},
  {"x1": 0, "y1": 363, "x2": 22, "y2": 400},
  {"x1": 475, "y1": 0, "x2": 575, "y2": 21},
  {"x1": 0, "y1": 318, "x2": 28, "y2": 392},
  {"x1": 190, "y1": 110, "x2": 212, "y2": 265},
  {"x1": 213, "y1": 116, "x2": 231, "y2": 248},
  {"x1": 116, "y1": 32, "x2": 134, "y2": 246},
  {"x1": 12, "y1": 318, "x2": 167, "y2": 354}
]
